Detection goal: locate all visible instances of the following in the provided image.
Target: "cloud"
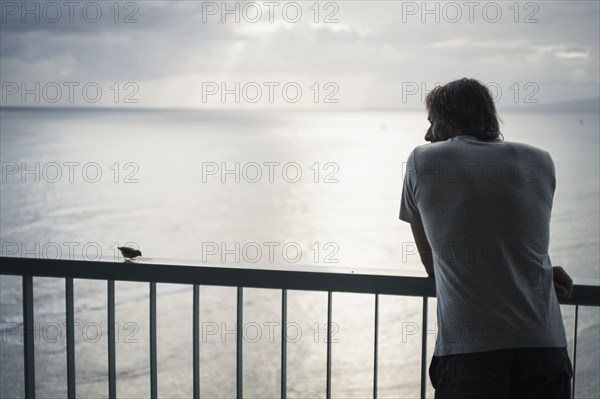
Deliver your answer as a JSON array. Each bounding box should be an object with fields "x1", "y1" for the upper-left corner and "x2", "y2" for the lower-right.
[{"x1": 1, "y1": 0, "x2": 598, "y2": 109}]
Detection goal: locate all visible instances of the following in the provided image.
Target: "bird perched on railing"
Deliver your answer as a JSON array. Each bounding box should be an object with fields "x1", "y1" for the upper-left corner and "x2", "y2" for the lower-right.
[{"x1": 118, "y1": 246, "x2": 142, "y2": 260}]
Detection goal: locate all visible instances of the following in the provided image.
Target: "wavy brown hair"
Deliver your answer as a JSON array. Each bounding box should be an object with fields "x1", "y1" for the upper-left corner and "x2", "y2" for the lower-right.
[{"x1": 425, "y1": 78, "x2": 502, "y2": 141}]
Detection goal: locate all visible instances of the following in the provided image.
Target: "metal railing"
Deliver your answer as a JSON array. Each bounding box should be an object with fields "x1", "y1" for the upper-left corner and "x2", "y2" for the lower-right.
[{"x1": 1, "y1": 256, "x2": 599, "y2": 399}]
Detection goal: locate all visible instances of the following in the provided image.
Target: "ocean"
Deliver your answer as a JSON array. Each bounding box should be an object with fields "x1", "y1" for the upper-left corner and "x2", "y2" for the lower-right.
[{"x1": 1, "y1": 108, "x2": 598, "y2": 398}]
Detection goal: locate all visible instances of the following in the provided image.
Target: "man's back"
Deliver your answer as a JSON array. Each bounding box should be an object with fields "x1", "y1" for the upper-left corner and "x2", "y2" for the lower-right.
[{"x1": 400, "y1": 135, "x2": 567, "y2": 356}]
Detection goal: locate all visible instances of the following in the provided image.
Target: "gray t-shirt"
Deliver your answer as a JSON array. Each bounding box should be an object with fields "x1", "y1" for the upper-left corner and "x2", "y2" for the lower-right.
[{"x1": 400, "y1": 135, "x2": 567, "y2": 356}]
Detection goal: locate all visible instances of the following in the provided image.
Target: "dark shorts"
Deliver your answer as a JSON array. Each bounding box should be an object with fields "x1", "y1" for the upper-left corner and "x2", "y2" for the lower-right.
[{"x1": 429, "y1": 347, "x2": 573, "y2": 399}]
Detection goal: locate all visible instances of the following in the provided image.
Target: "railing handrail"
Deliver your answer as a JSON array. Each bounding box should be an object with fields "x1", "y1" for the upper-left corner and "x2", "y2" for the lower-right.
[
  {"x1": 1, "y1": 256, "x2": 598, "y2": 306},
  {"x1": 1, "y1": 256, "x2": 599, "y2": 399}
]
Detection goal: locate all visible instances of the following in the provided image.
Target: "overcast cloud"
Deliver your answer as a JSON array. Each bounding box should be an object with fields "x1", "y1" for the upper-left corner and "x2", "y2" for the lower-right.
[{"x1": 1, "y1": 0, "x2": 598, "y2": 109}]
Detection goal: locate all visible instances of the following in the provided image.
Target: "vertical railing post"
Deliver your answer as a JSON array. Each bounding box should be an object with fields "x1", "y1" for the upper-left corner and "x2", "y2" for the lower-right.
[
  {"x1": 107, "y1": 280, "x2": 116, "y2": 399},
  {"x1": 373, "y1": 293, "x2": 379, "y2": 399},
  {"x1": 237, "y1": 287, "x2": 243, "y2": 399},
  {"x1": 23, "y1": 275, "x2": 35, "y2": 399},
  {"x1": 420, "y1": 296, "x2": 428, "y2": 399},
  {"x1": 572, "y1": 305, "x2": 579, "y2": 399},
  {"x1": 281, "y1": 289, "x2": 287, "y2": 399},
  {"x1": 65, "y1": 278, "x2": 76, "y2": 398},
  {"x1": 193, "y1": 284, "x2": 200, "y2": 399},
  {"x1": 150, "y1": 282, "x2": 157, "y2": 399},
  {"x1": 326, "y1": 291, "x2": 332, "y2": 399}
]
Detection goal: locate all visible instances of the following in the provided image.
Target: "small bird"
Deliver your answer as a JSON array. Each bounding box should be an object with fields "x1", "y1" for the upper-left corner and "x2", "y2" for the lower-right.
[{"x1": 118, "y1": 246, "x2": 142, "y2": 260}]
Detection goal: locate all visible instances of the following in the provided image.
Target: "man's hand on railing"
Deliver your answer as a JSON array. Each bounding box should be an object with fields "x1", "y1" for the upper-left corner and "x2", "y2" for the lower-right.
[{"x1": 553, "y1": 266, "x2": 573, "y2": 300}]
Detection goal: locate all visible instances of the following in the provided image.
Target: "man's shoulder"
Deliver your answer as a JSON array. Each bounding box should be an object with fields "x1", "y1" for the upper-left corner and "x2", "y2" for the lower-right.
[
  {"x1": 411, "y1": 136, "x2": 553, "y2": 163},
  {"x1": 497, "y1": 140, "x2": 555, "y2": 171},
  {"x1": 502, "y1": 139, "x2": 552, "y2": 156},
  {"x1": 409, "y1": 138, "x2": 465, "y2": 164}
]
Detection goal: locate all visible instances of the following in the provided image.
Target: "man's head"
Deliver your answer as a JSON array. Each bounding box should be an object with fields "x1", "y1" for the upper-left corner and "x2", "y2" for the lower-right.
[{"x1": 424, "y1": 78, "x2": 501, "y2": 142}]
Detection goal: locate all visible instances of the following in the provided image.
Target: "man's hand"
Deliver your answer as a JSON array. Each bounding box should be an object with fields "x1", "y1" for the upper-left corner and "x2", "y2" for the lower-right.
[{"x1": 553, "y1": 266, "x2": 573, "y2": 299}]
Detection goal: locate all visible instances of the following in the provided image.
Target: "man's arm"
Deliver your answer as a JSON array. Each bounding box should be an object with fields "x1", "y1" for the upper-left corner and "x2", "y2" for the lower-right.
[
  {"x1": 410, "y1": 222, "x2": 434, "y2": 276},
  {"x1": 553, "y1": 266, "x2": 573, "y2": 299}
]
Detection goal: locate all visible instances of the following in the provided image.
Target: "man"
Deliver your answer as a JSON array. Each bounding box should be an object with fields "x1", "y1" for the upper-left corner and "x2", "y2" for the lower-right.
[{"x1": 399, "y1": 78, "x2": 574, "y2": 398}]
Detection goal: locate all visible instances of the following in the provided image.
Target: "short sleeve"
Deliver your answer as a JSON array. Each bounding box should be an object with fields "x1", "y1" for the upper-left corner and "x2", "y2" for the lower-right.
[
  {"x1": 399, "y1": 149, "x2": 422, "y2": 224},
  {"x1": 547, "y1": 151, "x2": 556, "y2": 194},
  {"x1": 546, "y1": 151, "x2": 556, "y2": 222}
]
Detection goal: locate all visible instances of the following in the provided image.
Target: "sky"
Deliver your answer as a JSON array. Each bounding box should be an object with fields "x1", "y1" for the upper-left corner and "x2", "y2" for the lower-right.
[{"x1": 1, "y1": 0, "x2": 599, "y2": 110}]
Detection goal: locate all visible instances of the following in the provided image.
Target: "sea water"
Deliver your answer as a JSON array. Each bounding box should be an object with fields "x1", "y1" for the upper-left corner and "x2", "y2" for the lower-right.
[{"x1": 1, "y1": 108, "x2": 598, "y2": 398}]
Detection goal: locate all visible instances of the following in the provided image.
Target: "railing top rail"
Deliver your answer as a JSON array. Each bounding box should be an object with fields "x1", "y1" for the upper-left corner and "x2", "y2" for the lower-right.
[{"x1": 1, "y1": 256, "x2": 598, "y2": 306}]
